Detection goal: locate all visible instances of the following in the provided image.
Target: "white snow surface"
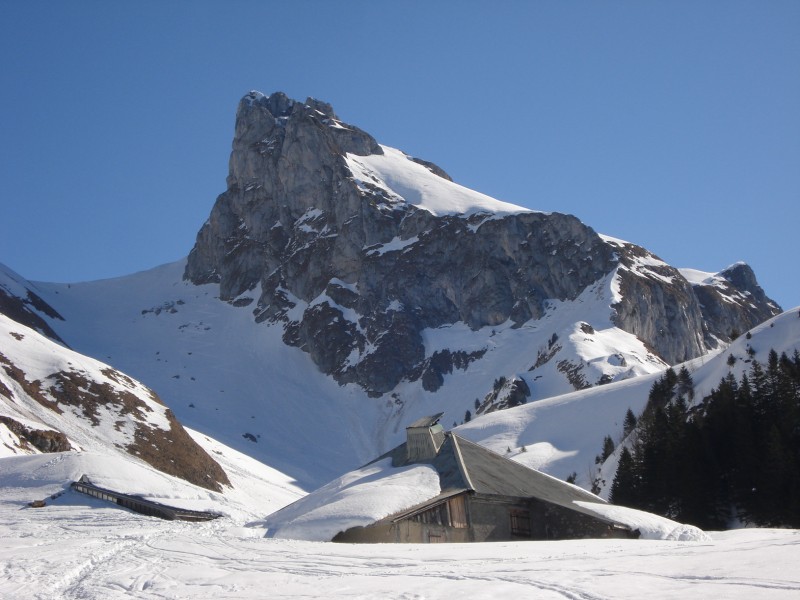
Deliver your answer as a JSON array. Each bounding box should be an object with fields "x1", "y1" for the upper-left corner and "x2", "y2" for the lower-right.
[
  {"x1": 22, "y1": 260, "x2": 388, "y2": 489},
  {"x1": 263, "y1": 457, "x2": 441, "y2": 541},
  {"x1": 1, "y1": 460, "x2": 798, "y2": 600},
  {"x1": 0, "y1": 436, "x2": 303, "y2": 524},
  {"x1": 678, "y1": 267, "x2": 723, "y2": 286},
  {"x1": 346, "y1": 145, "x2": 533, "y2": 217}
]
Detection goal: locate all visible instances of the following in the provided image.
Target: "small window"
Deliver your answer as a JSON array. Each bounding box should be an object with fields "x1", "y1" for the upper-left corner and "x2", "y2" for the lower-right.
[
  {"x1": 412, "y1": 503, "x2": 448, "y2": 526},
  {"x1": 510, "y1": 508, "x2": 532, "y2": 537}
]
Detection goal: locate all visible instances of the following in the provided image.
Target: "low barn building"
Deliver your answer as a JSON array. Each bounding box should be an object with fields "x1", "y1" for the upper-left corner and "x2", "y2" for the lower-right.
[
  {"x1": 72, "y1": 476, "x2": 220, "y2": 522},
  {"x1": 333, "y1": 414, "x2": 636, "y2": 543}
]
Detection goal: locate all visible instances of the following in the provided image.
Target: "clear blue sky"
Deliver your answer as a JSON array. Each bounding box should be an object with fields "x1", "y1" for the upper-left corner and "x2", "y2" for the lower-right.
[{"x1": 1, "y1": 1, "x2": 798, "y2": 309}]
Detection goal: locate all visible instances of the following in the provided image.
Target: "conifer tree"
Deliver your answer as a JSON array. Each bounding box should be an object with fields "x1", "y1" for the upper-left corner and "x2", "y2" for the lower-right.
[
  {"x1": 609, "y1": 447, "x2": 637, "y2": 506},
  {"x1": 609, "y1": 349, "x2": 800, "y2": 528},
  {"x1": 622, "y1": 408, "x2": 637, "y2": 437},
  {"x1": 678, "y1": 366, "x2": 695, "y2": 401}
]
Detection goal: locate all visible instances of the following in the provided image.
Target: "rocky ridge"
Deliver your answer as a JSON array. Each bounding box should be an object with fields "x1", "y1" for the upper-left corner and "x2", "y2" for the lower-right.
[
  {"x1": 0, "y1": 263, "x2": 66, "y2": 344},
  {"x1": 185, "y1": 91, "x2": 781, "y2": 396}
]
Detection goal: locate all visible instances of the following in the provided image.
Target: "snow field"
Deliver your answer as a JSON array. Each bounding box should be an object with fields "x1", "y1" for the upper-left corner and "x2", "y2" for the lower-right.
[
  {"x1": 2, "y1": 431, "x2": 798, "y2": 599},
  {"x1": 2, "y1": 485, "x2": 798, "y2": 600}
]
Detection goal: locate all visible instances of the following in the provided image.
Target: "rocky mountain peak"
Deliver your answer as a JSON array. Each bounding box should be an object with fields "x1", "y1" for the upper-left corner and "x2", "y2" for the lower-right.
[
  {"x1": 242, "y1": 90, "x2": 294, "y2": 116},
  {"x1": 719, "y1": 262, "x2": 774, "y2": 306},
  {"x1": 678, "y1": 261, "x2": 781, "y2": 347},
  {"x1": 184, "y1": 91, "x2": 781, "y2": 397}
]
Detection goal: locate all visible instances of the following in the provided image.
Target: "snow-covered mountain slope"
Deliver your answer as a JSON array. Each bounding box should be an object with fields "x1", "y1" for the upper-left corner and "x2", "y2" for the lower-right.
[
  {"x1": 455, "y1": 307, "x2": 800, "y2": 492},
  {"x1": 15, "y1": 258, "x2": 793, "y2": 501},
  {"x1": 0, "y1": 312, "x2": 230, "y2": 491},
  {"x1": 0, "y1": 438, "x2": 303, "y2": 524},
  {"x1": 9, "y1": 259, "x2": 673, "y2": 490},
  {"x1": 20, "y1": 261, "x2": 386, "y2": 488},
  {"x1": 0, "y1": 91, "x2": 783, "y2": 493},
  {"x1": 0, "y1": 261, "x2": 66, "y2": 344}
]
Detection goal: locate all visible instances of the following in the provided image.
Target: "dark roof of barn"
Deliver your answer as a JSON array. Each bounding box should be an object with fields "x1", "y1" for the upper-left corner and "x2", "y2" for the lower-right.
[{"x1": 378, "y1": 432, "x2": 620, "y2": 526}]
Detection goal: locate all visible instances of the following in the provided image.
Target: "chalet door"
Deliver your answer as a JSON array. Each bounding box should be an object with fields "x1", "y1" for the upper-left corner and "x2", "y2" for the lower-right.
[
  {"x1": 509, "y1": 508, "x2": 532, "y2": 537},
  {"x1": 448, "y1": 495, "x2": 468, "y2": 528}
]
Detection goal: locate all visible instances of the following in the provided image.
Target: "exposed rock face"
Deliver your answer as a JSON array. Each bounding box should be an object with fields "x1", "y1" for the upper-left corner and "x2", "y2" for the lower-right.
[
  {"x1": 690, "y1": 262, "x2": 781, "y2": 345},
  {"x1": 608, "y1": 243, "x2": 783, "y2": 364},
  {"x1": 0, "y1": 415, "x2": 72, "y2": 453},
  {"x1": 0, "y1": 265, "x2": 66, "y2": 344},
  {"x1": 609, "y1": 240, "x2": 708, "y2": 364},
  {"x1": 476, "y1": 376, "x2": 531, "y2": 415},
  {"x1": 185, "y1": 93, "x2": 618, "y2": 395},
  {"x1": 185, "y1": 91, "x2": 781, "y2": 396}
]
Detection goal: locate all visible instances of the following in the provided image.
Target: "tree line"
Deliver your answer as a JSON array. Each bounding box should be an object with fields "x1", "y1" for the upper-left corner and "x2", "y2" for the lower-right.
[{"x1": 609, "y1": 351, "x2": 800, "y2": 529}]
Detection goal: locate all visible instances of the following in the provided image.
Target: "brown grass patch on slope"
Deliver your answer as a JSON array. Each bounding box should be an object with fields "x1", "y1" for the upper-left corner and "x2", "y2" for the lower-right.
[
  {"x1": 48, "y1": 369, "x2": 230, "y2": 491},
  {"x1": 1, "y1": 348, "x2": 230, "y2": 492},
  {"x1": 0, "y1": 352, "x2": 63, "y2": 413},
  {"x1": 128, "y1": 404, "x2": 231, "y2": 492}
]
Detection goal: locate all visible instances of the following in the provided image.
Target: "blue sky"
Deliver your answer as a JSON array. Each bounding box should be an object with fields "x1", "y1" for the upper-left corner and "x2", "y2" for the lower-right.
[{"x1": 1, "y1": 1, "x2": 798, "y2": 309}]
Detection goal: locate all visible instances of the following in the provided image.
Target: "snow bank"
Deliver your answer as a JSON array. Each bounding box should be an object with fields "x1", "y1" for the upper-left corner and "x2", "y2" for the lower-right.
[
  {"x1": 0, "y1": 439, "x2": 304, "y2": 523},
  {"x1": 264, "y1": 458, "x2": 441, "y2": 541},
  {"x1": 574, "y1": 501, "x2": 711, "y2": 541},
  {"x1": 0, "y1": 451, "x2": 222, "y2": 507}
]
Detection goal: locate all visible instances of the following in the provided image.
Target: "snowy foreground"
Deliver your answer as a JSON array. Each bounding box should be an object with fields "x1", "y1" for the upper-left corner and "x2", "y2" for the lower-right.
[
  {"x1": 3, "y1": 510, "x2": 798, "y2": 600},
  {"x1": 2, "y1": 490, "x2": 798, "y2": 600}
]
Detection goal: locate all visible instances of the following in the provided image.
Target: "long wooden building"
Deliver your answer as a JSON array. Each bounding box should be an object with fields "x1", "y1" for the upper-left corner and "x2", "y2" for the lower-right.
[{"x1": 72, "y1": 476, "x2": 220, "y2": 522}]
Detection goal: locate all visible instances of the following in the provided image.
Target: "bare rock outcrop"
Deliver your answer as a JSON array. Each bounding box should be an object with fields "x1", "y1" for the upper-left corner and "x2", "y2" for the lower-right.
[{"x1": 185, "y1": 91, "x2": 781, "y2": 396}]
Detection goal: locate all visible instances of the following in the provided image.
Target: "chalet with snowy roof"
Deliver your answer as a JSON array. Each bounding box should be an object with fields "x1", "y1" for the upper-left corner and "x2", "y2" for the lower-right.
[
  {"x1": 265, "y1": 413, "x2": 637, "y2": 543},
  {"x1": 332, "y1": 414, "x2": 636, "y2": 543}
]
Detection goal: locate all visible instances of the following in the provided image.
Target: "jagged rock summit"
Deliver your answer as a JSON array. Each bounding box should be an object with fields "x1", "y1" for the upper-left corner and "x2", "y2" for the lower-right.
[{"x1": 184, "y1": 91, "x2": 780, "y2": 397}]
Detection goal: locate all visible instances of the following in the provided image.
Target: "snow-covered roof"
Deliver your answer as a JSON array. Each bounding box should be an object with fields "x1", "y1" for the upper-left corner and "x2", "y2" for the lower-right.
[
  {"x1": 266, "y1": 430, "x2": 631, "y2": 541},
  {"x1": 388, "y1": 433, "x2": 619, "y2": 525}
]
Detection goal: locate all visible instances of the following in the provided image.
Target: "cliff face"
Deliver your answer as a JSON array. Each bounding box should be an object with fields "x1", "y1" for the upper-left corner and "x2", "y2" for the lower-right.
[
  {"x1": 605, "y1": 239, "x2": 708, "y2": 364},
  {"x1": 684, "y1": 262, "x2": 782, "y2": 346},
  {"x1": 0, "y1": 264, "x2": 66, "y2": 344},
  {"x1": 185, "y1": 91, "x2": 780, "y2": 396}
]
